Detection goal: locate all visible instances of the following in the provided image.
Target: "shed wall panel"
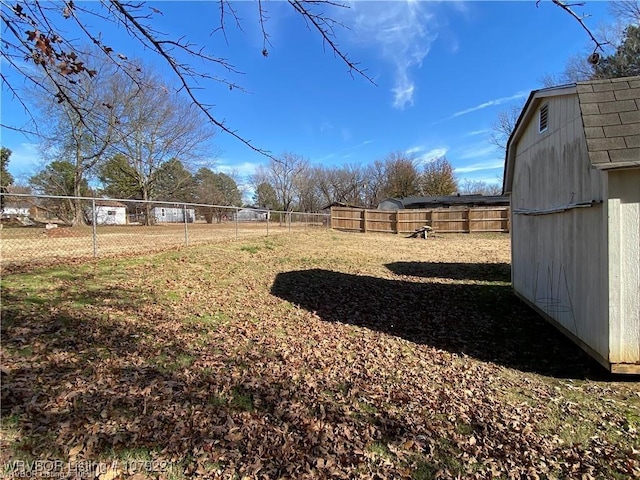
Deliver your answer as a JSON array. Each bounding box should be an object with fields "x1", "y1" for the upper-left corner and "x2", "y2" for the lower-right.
[
  {"x1": 511, "y1": 95, "x2": 610, "y2": 360},
  {"x1": 608, "y1": 169, "x2": 640, "y2": 364}
]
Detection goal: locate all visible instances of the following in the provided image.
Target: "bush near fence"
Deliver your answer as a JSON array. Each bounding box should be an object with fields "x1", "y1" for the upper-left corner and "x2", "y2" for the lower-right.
[{"x1": 330, "y1": 206, "x2": 510, "y2": 234}]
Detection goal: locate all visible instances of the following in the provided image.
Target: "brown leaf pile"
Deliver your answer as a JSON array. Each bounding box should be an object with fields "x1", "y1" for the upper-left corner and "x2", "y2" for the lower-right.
[{"x1": 1, "y1": 231, "x2": 638, "y2": 479}]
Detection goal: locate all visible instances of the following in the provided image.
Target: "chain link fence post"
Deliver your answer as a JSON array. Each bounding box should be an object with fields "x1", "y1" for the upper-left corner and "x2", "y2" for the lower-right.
[
  {"x1": 266, "y1": 209, "x2": 270, "y2": 237},
  {"x1": 92, "y1": 198, "x2": 98, "y2": 258},
  {"x1": 183, "y1": 204, "x2": 189, "y2": 246},
  {"x1": 235, "y1": 207, "x2": 239, "y2": 241}
]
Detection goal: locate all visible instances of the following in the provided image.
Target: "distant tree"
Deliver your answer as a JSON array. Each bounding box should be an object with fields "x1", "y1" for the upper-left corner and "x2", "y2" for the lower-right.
[
  {"x1": 458, "y1": 179, "x2": 502, "y2": 196},
  {"x1": 489, "y1": 104, "x2": 523, "y2": 152},
  {"x1": 540, "y1": 53, "x2": 595, "y2": 87},
  {"x1": 254, "y1": 153, "x2": 309, "y2": 212},
  {"x1": 382, "y1": 152, "x2": 420, "y2": 199},
  {"x1": 1, "y1": 147, "x2": 14, "y2": 187},
  {"x1": 192, "y1": 168, "x2": 240, "y2": 222},
  {"x1": 253, "y1": 182, "x2": 279, "y2": 210},
  {"x1": 33, "y1": 54, "x2": 119, "y2": 226},
  {"x1": 215, "y1": 172, "x2": 242, "y2": 207},
  {"x1": 106, "y1": 67, "x2": 215, "y2": 224},
  {"x1": 154, "y1": 159, "x2": 195, "y2": 202},
  {"x1": 98, "y1": 154, "x2": 142, "y2": 200},
  {"x1": 193, "y1": 167, "x2": 224, "y2": 223},
  {"x1": 295, "y1": 169, "x2": 323, "y2": 212},
  {"x1": 313, "y1": 164, "x2": 366, "y2": 207},
  {"x1": 594, "y1": 25, "x2": 640, "y2": 79},
  {"x1": 30, "y1": 160, "x2": 91, "y2": 224},
  {"x1": 420, "y1": 156, "x2": 457, "y2": 196},
  {"x1": 1, "y1": 147, "x2": 14, "y2": 210},
  {"x1": 363, "y1": 160, "x2": 387, "y2": 208}
]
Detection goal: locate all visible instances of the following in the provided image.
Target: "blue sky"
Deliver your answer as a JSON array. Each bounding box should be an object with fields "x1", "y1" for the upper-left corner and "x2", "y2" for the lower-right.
[{"x1": 1, "y1": 0, "x2": 613, "y2": 192}]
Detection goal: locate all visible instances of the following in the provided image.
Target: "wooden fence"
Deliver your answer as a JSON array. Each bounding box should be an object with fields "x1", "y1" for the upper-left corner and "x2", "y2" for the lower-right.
[{"x1": 330, "y1": 206, "x2": 510, "y2": 234}]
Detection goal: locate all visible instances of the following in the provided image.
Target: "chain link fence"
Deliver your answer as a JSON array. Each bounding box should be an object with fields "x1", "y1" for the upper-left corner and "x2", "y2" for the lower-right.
[{"x1": 0, "y1": 193, "x2": 329, "y2": 268}]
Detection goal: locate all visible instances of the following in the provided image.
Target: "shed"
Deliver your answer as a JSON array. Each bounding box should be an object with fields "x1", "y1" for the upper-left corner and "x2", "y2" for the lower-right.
[
  {"x1": 377, "y1": 195, "x2": 509, "y2": 210},
  {"x1": 503, "y1": 75, "x2": 640, "y2": 374},
  {"x1": 151, "y1": 206, "x2": 195, "y2": 223},
  {"x1": 93, "y1": 200, "x2": 127, "y2": 225},
  {"x1": 236, "y1": 207, "x2": 270, "y2": 222}
]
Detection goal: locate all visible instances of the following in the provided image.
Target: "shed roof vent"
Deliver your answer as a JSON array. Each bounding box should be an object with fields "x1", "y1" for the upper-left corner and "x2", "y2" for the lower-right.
[{"x1": 539, "y1": 103, "x2": 549, "y2": 133}]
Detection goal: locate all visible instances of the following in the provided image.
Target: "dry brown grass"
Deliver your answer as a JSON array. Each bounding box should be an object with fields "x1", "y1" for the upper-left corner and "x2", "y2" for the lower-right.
[
  {"x1": 0, "y1": 222, "x2": 320, "y2": 269},
  {"x1": 1, "y1": 230, "x2": 638, "y2": 479}
]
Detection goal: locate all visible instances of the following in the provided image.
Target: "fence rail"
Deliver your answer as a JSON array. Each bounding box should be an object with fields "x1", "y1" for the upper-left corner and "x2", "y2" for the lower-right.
[
  {"x1": 0, "y1": 193, "x2": 329, "y2": 267},
  {"x1": 331, "y1": 206, "x2": 510, "y2": 234}
]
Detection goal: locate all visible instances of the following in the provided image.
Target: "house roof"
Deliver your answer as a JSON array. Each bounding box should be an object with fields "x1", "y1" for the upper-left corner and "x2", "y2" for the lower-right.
[
  {"x1": 503, "y1": 75, "x2": 640, "y2": 194},
  {"x1": 95, "y1": 200, "x2": 127, "y2": 208},
  {"x1": 320, "y1": 201, "x2": 364, "y2": 210},
  {"x1": 378, "y1": 195, "x2": 509, "y2": 209}
]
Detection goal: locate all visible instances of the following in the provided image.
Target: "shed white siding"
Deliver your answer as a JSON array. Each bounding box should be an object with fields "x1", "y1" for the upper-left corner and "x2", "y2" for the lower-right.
[
  {"x1": 608, "y1": 169, "x2": 640, "y2": 364},
  {"x1": 510, "y1": 94, "x2": 610, "y2": 362},
  {"x1": 152, "y1": 207, "x2": 195, "y2": 223},
  {"x1": 95, "y1": 206, "x2": 127, "y2": 225}
]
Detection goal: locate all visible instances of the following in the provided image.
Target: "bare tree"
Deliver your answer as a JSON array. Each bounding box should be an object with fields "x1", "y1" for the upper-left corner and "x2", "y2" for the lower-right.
[
  {"x1": 33, "y1": 55, "x2": 119, "y2": 225},
  {"x1": 1, "y1": 1, "x2": 372, "y2": 156},
  {"x1": 420, "y1": 156, "x2": 457, "y2": 196},
  {"x1": 254, "y1": 153, "x2": 309, "y2": 212},
  {"x1": 106, "y1": 67, "x2": 216, "y2": 224},
  {"x1": 458, "y1": 179, "x2": 502, "y2": 196},
  {"x1": 540, "y1": 54, "x2": 595, "y2": 87},
  {"x1": 363, "y1": 160, "x2": 387, "y2": 208},
  {"x1": 381, "y1": 152, "x2": 420, "y2": 199},
  {"x1": 489, "y1": 104, "x2": 524, "y2": 152},
  {"x1": 609, "y1": 0, "x2": 640, "y2": 26}
]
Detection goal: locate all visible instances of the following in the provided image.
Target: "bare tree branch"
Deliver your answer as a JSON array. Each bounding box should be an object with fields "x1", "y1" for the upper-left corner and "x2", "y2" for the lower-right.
[
  {"x1": 546, "y1": 0, "x2": 609, "y2": 55},
  {"x1": 287, "y1": 0, "x2": 376, "y2": 85}
]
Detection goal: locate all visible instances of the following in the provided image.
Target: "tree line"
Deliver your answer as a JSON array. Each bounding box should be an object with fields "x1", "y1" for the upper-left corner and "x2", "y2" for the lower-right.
[{"x1": 2, "y1": 141, "x2": 501, "y2": 226}]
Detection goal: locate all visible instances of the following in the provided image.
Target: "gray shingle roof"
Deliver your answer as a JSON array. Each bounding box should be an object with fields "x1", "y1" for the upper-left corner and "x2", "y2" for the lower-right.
[{"x1": 577, "y1": 75, "x2": 640, "y2": 169}]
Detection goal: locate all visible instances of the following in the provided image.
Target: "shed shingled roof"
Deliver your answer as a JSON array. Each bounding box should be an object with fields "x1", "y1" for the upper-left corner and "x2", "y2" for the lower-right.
[{"x1": 577, "y1": 75, "x2": 640, "y2": 169}]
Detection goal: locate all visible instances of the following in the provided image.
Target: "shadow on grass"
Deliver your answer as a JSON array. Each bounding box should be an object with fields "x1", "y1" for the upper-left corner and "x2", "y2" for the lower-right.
[
  {"x1": 1, "y1": 274, "x2": 408, "y2": 476},
  {"x1": 270, "y1": 267, "x2": 604, "y2": 379},
  {"x1": 386, "y1": 261, "x2": 511, "y2": 283},
  {"x1": 0, "y1": 261, "x2": 627, "y2": 479}
]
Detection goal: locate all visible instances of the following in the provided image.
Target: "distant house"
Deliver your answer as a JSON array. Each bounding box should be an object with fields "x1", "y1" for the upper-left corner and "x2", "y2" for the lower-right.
[
  {"x1": 503, "y1": 75, "x2": 640, "y2": 374},
  {"x1": 236, "y1": 207, "x2": 270, "y2": 222},
  {"x1": 93, "y1": 200, "x2": 127, "y2": 225},
  {"x1": 151, "y1": 206, "x2": 195, "y2": 223},
  {"x1": 377, "y1": 195, "x2": 509, "y2": 210}
]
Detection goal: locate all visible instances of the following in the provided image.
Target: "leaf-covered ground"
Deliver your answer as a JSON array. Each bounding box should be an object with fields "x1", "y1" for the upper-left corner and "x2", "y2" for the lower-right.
[{"x1": 1, "y1": 231, "x2": 639, "y2": 479}]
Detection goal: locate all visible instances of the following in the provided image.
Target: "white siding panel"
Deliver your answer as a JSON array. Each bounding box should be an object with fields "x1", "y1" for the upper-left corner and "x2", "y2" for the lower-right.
[
  {"x1": 511, "y1": 95, "x2": 610, "y2": 360},
  {"x1": 608, "y1": 170, "x2": 640, "y2": 363}
]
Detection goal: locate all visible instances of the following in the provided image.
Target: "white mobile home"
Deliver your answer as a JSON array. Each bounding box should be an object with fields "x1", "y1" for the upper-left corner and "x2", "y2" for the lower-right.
[
  {"x1": 94, "y1": 200, "x2": 127, "y2": 225},
  {"x1": 151, "y1": 206, "x2": 195, "y2": 223},
  {"x1": 236, "y1": 207, "x2": 269, "y2": 222},
  {"x1": 504, "y1": 75, "x2": 640, "y2": 374}
]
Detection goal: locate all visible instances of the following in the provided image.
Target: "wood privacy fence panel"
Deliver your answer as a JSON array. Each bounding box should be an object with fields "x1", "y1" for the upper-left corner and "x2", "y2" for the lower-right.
[{"x1": 331, "y1": 207, "x2": 509, "y2": 234}]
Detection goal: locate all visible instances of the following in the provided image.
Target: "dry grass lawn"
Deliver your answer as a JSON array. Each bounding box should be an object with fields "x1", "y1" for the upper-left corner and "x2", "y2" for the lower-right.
[{"x1": 1, "y1": 230, "x2": 639, "y2": 479}]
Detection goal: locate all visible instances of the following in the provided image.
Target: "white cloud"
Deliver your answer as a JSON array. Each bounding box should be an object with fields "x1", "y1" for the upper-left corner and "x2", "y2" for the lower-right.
[
  {"x1": 465, "y1": 128, "x2": 491, "y2": 137},
  {"x1": 405, "y1": 145, "x2": 448, "y2": 163},
  {"x1": 451, "y1": 91, "x2": 529, "y2": 118},
  {"x1": 349, "y1": 1, "x2": 439, "y2": 109},
  {"x1": 455, "y1": 160, "x2": 504, "y2": 174},
  {"x1": 419, "y1": 147, "x2": 448, "y2": 163},
  {"x1": 216, "y1": 161, "x2": 262, "y2": 178},
  {"x1": 457, "y1": 143, "x2": 498, "y2": 160}
]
